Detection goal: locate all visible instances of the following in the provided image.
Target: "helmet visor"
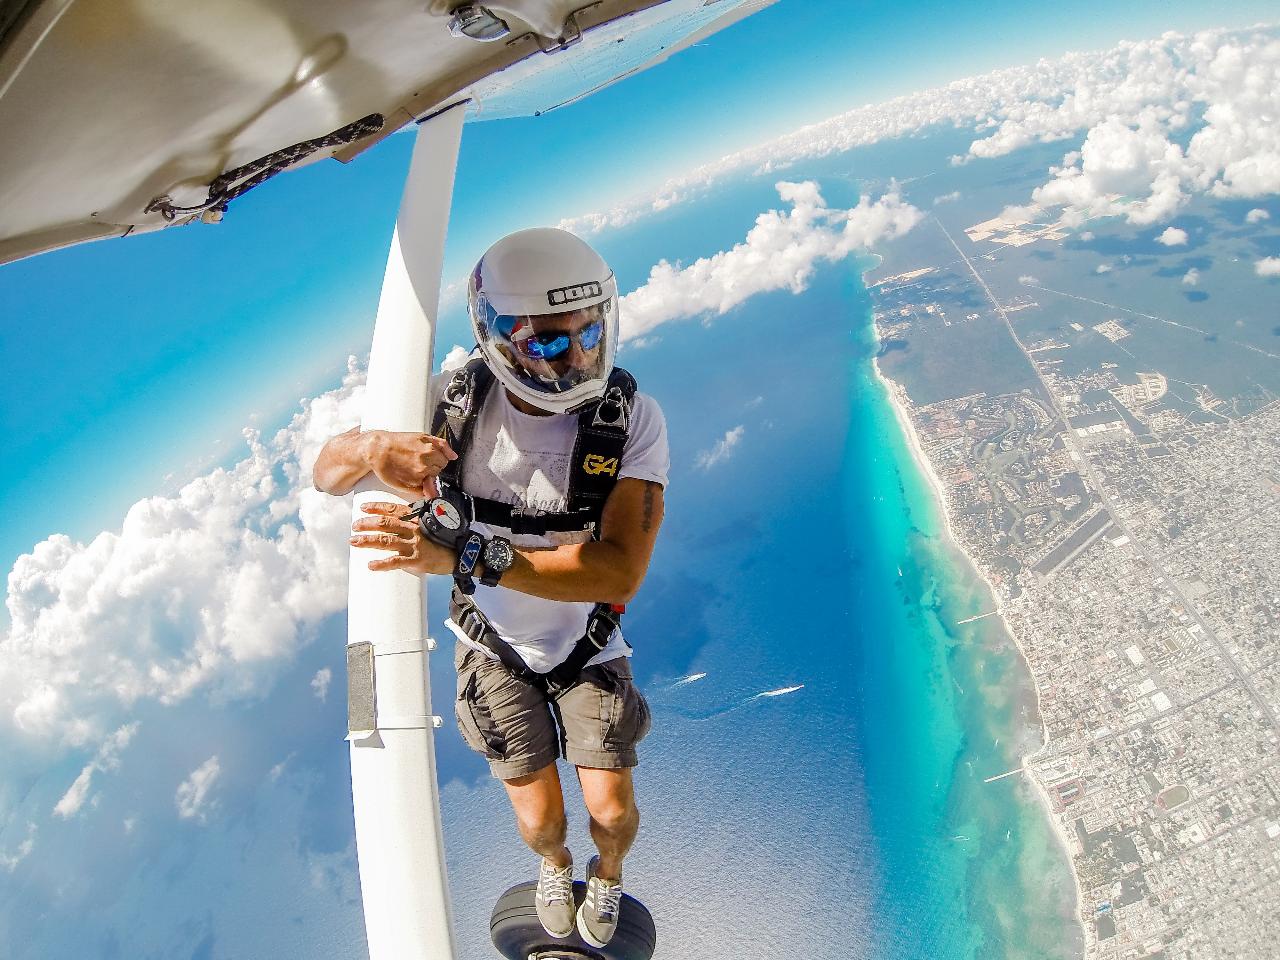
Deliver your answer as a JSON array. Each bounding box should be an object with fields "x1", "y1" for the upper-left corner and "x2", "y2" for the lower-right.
[{"x1": 485, "y1": 300, "x2": 612, "y2": 396}]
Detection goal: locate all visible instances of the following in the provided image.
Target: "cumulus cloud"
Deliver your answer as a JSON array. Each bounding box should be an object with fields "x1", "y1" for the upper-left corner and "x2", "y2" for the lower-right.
[
  {"x1": 1095, "y1": 263, "x2": 1113, "y2": 274},
  {"x1": 0, "y1": 360, "x2": 366, "y2": 750},
  {"x1": 52, "y1": 722, "x2": 139, "y2": 818},
  {"x1": 1246, "y1": 208, "x2": 1270, "y2": 223},
  {"x1": 1018, "y1": 275, "x2": 1040, "y2": 285},
  {"x1": 1157, "y1": 226, "x2": 1188, "y2": 246},
  {"x1": 1003, "y1": 30, "x2": 1280, "y2": 227},
  {"x1": 933, "y1": 191, "x2": 962, "y2": 205},
  {"x1": 1182, "y1": 267, "x2": 1201, "y2": 285},
  {"x1": 175, "y1": 756, "x2": 221, "y2": 822},
  {"x1": 559, "y1": 26, "x2": 1280, "y2": 238},
  {"x1": 694, "y1": 426, "x2": 745, "y2": 471},
  {"x1": 439, "y1": 344, "x2": 472, "y2": 372},
  {"x1": 1256, "y1": 257, "x2": 1280, "y2": 277},
  {"x1": 618, "y1": 181, "x2": 921, "y2": 341},
  {"x1": 310, "y1": 667, "x2": 332, "y2": 702}
]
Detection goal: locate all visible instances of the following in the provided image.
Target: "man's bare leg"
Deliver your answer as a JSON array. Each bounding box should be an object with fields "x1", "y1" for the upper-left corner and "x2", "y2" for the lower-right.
[
  {"x1": 503, "y1": 763, "x2": 571, "y2": 868},
  {"x1": 576, "y1": 766, "x2": 639, "y2": 881}
]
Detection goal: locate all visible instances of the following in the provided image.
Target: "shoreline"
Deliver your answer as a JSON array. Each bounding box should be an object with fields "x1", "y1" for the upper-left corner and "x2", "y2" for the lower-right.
[{"x1": 868, "y1": 342, "x2": 1090, "y2": 956}]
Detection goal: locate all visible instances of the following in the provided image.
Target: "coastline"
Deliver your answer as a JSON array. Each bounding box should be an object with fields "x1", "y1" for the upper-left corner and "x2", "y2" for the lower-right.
[{"x1": 868, "y1": 342, "x2": 1090, "y2": 956}]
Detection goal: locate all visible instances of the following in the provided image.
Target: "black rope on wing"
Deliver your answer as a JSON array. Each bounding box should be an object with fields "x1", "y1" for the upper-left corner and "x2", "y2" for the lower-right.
[{"x1": 145, "y1": 113, "x2": 385, "y2": 222}]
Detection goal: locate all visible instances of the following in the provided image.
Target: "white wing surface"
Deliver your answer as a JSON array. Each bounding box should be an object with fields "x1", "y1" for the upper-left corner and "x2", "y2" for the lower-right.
[{"x1": 0, "y1": 0, "x2": 775, "y2": 265}]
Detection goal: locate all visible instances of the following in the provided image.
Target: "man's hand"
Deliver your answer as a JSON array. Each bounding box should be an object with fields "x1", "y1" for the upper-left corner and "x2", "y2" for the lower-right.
[
  {"x1": 363, "y1": 431, "x2": 458, "y2": 501},
  {"x1": 313, "y1": 427, "x2": 458, "y2": 500},
  {"x1": 349, "y1": 502, "x2": 457, "y2": 575}
]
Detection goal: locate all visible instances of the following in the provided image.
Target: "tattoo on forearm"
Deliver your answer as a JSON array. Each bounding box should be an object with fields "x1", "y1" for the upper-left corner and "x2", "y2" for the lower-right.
[{"x1": 641, "y1": 484, "x2": 655, "y2": 533}]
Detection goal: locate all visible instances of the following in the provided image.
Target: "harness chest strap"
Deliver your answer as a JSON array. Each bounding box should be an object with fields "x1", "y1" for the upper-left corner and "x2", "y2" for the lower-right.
[{"x1": 430, "y1": 357, "x2": 637, "y2": 536}]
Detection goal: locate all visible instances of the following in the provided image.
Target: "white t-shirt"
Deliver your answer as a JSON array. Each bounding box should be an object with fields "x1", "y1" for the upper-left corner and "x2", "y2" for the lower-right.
[{"x1": 441, "y1": 378, "x2": 669, "y2": 673}]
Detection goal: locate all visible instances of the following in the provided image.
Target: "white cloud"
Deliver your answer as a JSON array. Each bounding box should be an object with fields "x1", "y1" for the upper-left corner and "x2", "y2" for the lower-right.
[
  {"x1": 53, "y1": 765, "x2": 96, "y2": 820},
  {"x1": 558, "y1": 26, "x2": 1280, "y2": 238},
  {"x1": 932, "y1": 191, "x2": 962, "y2": 205},
  {"x1": 619, "y1": 181, "x2": 921, "y2": 341},
  {"x1": 1182, "y1": 267, "x2": 1201, "y2": 285},
  {"x1": 175, "y1": 756, "x2": 221, "y2": 822},
  {"x1": 1256, "y1": 257, "x2": 1280, "y2": 277},
  {"x1": 1079, "y1": 231, "x2": 1096, "y2": 242},
  {"x1": 695, "y1": 426, "x2": 745, "y2": 471},
  {"x1": 1157, "y1": 226, "x2": 1188, "y2": 246},
  {"x1": 0, "y1": 360, "x2": 366, "y2": 750},
  {"x1": 310, "y1": 667, "x2": 332, "y2": 702},
  {"x1": 0, "y1": 822, "x2": 36, "y2": 872},
  {"x1": 53, "y1": 721, "x2": 140, "y2": 818},
  {"x1": 1018, "y1": 275, "x2": 1040, "y2": 285},
  {"x1": 1095, "y1": 263, "x2": 1113, "y2": 274},
  {"x1": 998, "y1": 203, "x2": 1043, "y2": 224},
  {"x1": 1246, "y1": 207, "x2": 1270, "y2": 223},
  {"x1": 439, "y1": 344, "x2": 472, "y2": 372}
]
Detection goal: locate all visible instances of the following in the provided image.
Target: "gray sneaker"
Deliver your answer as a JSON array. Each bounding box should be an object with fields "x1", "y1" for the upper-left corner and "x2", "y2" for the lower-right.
[
  {"x1": 534, "y1": 856, "x2": 575, "y2": 938},
  {"x1": 576, "y1": 856, "x2": 623, "y2": 947}
]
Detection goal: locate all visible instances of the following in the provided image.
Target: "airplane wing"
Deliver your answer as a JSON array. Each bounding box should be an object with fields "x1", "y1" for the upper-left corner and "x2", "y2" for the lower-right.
[{"x1": 0, "y1": 0, "x2": 774, "y2": 266}]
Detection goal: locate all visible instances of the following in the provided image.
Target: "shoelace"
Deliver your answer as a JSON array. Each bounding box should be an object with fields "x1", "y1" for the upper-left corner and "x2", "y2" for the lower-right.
[
  {"x1": 592, "y1": 877, "x2": 623, "y2": 920},
  {"x1": 540, "y1": 863, "x2": 573, "y2": 904}
]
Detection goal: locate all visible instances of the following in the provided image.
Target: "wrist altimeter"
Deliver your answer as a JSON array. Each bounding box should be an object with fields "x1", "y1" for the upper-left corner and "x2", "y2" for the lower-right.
[
  {"x1": 480, "y1": 536, "x2": 514, "y2": 587},
  {"x1": 405, "y1": 492, "x2": 468, "y2": 549},
  {"x1": 403, "y1": 488, "x2": 483, "y2": 595}
]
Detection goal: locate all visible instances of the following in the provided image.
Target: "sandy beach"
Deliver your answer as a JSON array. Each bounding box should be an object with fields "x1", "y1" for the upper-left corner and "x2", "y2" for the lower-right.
[{"x1": 869, "y1": 347, "x2": 1092, "y2": 956}]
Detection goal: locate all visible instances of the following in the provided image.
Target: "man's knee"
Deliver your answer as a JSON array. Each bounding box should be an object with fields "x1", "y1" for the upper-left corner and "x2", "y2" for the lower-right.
[
  {"x1": 515, "y1": 809, "x2": 568, "y2": 848},
  {"x1": 578, "y1": 768, "x2": 637, "y2": 831},
  {"x1": 589, "y1": 801, "x2": 637, "y2": 834}
]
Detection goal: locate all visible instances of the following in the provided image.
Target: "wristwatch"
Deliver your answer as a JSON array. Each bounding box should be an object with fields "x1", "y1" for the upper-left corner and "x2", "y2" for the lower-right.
[{"x1": 480, "y1": 536, "x2": 515, "y2": 587}]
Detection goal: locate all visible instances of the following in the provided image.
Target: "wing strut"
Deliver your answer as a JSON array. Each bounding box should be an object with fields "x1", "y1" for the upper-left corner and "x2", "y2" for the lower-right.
[{"x1": 346, "y1": 102, "x2": 466, "y2": 960}]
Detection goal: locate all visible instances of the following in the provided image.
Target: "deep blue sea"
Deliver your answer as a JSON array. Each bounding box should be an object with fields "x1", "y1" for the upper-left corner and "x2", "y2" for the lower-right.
[{"x1": 432, "y1": 218, "x2": 1080, "y2": 956}]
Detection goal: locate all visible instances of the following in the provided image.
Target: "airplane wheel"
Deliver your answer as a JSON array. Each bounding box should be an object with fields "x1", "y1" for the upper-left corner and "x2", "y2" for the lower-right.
[{"x1": 490, "y1": 880, "x2": 657, "y2": 960}]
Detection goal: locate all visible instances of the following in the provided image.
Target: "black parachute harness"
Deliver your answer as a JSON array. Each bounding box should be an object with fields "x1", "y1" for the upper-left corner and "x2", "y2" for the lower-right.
[{"x1": 416, "y1": 355, "x2": 637, "y2": 698}]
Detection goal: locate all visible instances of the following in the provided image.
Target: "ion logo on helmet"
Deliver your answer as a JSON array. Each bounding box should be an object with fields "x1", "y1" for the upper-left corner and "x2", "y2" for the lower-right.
[{"x1": 547, "y1": 281, "x2": 602, "y2": 306}]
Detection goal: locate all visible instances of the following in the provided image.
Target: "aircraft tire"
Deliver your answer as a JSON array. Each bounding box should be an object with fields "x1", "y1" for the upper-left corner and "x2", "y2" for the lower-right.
[{"x1": 490, "y1": 880, "x2": 657, "y2": 960}]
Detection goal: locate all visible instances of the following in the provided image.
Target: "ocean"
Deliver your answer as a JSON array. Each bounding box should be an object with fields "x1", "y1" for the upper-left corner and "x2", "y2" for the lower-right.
[{"x1": 443, "y1": 252, "x2": 1084, "y2": 958}]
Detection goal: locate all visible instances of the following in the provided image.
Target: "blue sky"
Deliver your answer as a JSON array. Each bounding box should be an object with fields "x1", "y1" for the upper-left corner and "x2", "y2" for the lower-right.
[{"x1": 0, "y1": 0, "x2": 1273, "y2": 579}]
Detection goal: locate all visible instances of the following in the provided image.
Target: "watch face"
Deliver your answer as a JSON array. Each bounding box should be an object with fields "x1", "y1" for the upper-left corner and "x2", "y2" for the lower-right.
[
  {"x1": 483, "y1": 538, "x2": 515, "y2": 571},
  {"x1": 426, "y1": 497, "x2": 462, "y2": 531}
]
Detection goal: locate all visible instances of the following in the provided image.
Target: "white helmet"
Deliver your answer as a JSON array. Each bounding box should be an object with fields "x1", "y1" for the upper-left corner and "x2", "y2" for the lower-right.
[{"x1": 468, "y1": 227, "x2": 619, "y2": 414}]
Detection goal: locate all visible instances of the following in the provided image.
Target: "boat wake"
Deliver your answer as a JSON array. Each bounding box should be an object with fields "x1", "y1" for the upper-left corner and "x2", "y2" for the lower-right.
[
  {"x1": 744, "y1": 684, "x2": 805, "y2": 702},
  {"x1": 668, "y1": 672, "x2": 708, "y2": 688},
  {"x1": 672, "y1": 682, "x2": 806, "y2": 721}
]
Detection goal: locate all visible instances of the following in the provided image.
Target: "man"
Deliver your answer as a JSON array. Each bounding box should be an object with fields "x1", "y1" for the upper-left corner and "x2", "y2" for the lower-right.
[{"x1": 312, "y1": 228, "x2": 668, "y2": 948}]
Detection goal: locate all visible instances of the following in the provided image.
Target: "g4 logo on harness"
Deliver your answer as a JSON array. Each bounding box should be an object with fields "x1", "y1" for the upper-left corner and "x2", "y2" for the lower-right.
[{"x1": 583, "y1": 454, "x2": 619, "y2": 477}]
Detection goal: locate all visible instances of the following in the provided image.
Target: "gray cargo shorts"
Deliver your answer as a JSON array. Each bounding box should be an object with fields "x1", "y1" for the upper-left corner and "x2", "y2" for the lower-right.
[{"x1": 454, "y1": 642, "x2": 652, "y2": 781}]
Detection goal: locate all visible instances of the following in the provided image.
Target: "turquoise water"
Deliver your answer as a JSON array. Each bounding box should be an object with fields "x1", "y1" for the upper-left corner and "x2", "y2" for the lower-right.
[{"x1": 846, "y1": 296, "x2": 1081, "y2": 957}]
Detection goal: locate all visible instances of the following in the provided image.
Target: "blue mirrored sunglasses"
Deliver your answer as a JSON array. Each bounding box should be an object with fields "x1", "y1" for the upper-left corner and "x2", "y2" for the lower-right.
[{"x1": 496, "y1": 316, "x2": 604, "y2": 360}]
